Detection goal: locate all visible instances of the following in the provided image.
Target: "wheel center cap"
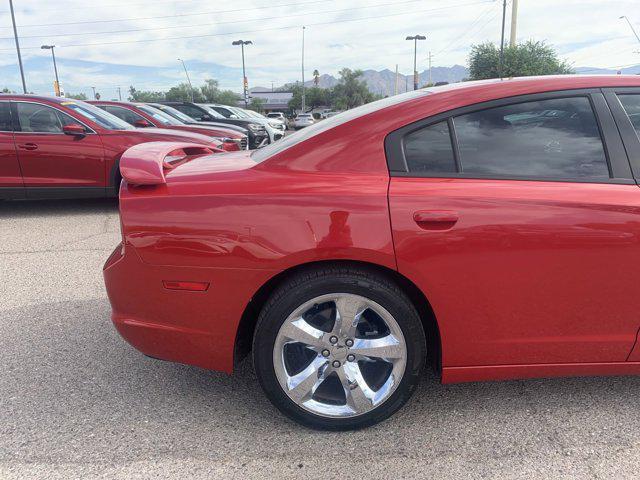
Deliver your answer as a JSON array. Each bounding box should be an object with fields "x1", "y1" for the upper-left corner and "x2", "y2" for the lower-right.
[{"x1": 331, "y1": 344, "x2": 348, "y2": 361}]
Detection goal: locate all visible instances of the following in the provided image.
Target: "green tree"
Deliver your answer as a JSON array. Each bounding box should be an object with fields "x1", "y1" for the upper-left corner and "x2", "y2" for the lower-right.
[
  {"x1": 128, "y1": 86, "x2": 165, "y2": 102},
  {"x1": 330, "y1": 68, "x2": 378, "y2": 110},
  {"x1": 2, "y1": 87, "x2": 13, "y2": 93},
  {"x1": 200, "y1": 79, "x2": 240, "y2": 105},
  {"x1": 247, "y1": 97, "x2": 266, "y2": 113},
  {"x1": 313, "y1": 69, "x2": 320, "y2": 86},
  {"x1": 66, "y1": 92, "x2": 87, "y2": 100},
  {"x1": 166, "y1": 83, "x2": 203, "y2": 102},
  {"x1": 468, "y1": 40, "x2": 573, "y2": 80}
]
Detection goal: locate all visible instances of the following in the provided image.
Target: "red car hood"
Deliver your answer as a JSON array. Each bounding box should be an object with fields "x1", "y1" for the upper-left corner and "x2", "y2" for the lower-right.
[
  {"x1": 166, "y1": 150, "x2": 256, "y2": 183},
  {"x1": 111, "y1": 127, "x2": 221, "y2": 145}
]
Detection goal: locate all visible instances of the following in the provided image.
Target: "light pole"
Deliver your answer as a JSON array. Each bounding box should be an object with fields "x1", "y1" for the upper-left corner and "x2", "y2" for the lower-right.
[
  {"x1": 499, "y1": 0, "x2": 507, "y2": 78},
  {"x1": 91, "y1": 86, "x2": 96, "y2": 100},
  {"x1": 178, "y1": 58, "x2": 194, "y2": 102},
  {"x1": 406, "y1": 35, "x2": 426, "y2": 90},
  {"x1": 301, "y1": 26, "x2": 306, "y2": 112},
  {"x1": 232, "y1": 40, "x2": 252, "y2": 108},
  {"x1": 9, "y1": 0, "x2": 26, "y2": 94},
  {"x1": 41, "y1": 45, "x2": 60, "y2": 96},
  {"x1": 620, "y1": 16, "x2": 640, "y2": 45}
]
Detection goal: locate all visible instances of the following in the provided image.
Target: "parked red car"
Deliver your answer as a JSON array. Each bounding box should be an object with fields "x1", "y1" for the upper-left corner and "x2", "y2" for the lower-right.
[
  {"x1": 104, "y1": 76, "x2": 640, "y2": 430},
  {"x1": 88, "y1": 100, "x2": 248, "y2": 151},
  {"x1": 0, "y1": 95, "x2": 226, "y2": 199}
]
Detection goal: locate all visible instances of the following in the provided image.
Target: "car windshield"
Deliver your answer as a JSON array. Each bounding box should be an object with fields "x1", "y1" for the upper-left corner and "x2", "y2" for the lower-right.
[
  {"x1": 252, "y1": 89, "x2": 430, "y2": 163},
  {"x1": 152, "y1": 104, "x2": 192, "y2": 123},
  {"x1": 136, "y1": 105, "x2": 182, "y2": 126},
  {"x1": 62, "y1": 101, "x2": 134, "y2": 130}
]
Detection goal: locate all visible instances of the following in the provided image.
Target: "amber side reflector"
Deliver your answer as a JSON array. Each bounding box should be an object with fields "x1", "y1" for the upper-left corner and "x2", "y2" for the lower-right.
[{"x1": 162, "y1": 280, "x2": 210, "y2": 292}]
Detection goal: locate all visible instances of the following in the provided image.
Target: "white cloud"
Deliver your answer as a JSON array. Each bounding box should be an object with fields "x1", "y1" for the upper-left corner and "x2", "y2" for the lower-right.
[{"x1": 0, "y1": 0, "x2": 638, "y2": 93}]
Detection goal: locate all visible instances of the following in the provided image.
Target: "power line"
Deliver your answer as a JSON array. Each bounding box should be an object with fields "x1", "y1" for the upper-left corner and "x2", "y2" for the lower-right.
[
  {"x1": 434, "y1": 0, "x2": 501, "y2": 57},
  {"x1": 0, "y1": 1, "x2": 493, "y2": 51},
  {"x1": 0, "y1": 0, "x2": 432, "y2": 40},
  {"x1": 0, "y1": 0, "x2": 345, "y2": 29}
]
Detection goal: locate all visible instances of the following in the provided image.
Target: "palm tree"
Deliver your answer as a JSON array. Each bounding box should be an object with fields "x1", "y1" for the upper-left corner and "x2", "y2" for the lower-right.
[{"x1": 313, "y1": 69, "x2": 320, "y2": 86}]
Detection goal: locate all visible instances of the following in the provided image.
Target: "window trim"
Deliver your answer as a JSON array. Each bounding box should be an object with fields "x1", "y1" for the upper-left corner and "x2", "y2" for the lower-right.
[
  {"x1": 602, "y1": 88, "x2": 640, "y2": 182},
  {"x1": 0, "y1": 100, "x2": 13, "y2": 132},
  {"x1": 11, "y1": 101, "x2": 96, "y2": 135},
  {"x1": 385, "y1": 89, "x2": 634, "y2": 185}
]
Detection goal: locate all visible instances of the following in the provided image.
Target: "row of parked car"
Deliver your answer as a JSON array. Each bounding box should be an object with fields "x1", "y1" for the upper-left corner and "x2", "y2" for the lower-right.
[{"x1": 0, "y1": 95, "x2": 290, "y2": 200}]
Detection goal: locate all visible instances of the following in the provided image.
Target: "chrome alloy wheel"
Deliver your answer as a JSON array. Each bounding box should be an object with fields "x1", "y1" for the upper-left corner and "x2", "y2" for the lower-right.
[{"x1": 273, "y1": 293, "x2": 407, "y2": 418}]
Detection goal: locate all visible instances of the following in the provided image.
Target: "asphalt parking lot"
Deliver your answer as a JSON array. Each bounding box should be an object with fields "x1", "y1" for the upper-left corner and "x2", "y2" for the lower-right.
[{"x1": 2, "y1": 199, "x2": 640, "y2": 479}]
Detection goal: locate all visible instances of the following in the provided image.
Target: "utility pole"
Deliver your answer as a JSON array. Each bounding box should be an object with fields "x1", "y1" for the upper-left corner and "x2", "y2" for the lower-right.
[
  {"x1": 499, "y1": 0, "x2": 507, "y2": 79},
  {"x1": 232, "y1": 40, "x2": 252, "y2": 107},
  {"x1": 301, "y1": 26, "x2": 306, "y2": 113},
  {"x1": 117, "y1": 86, "x2": 122, "y2": 101},
  {"x1": 178, "y1": 58, "x2": 194, "y2": 102},
  {"x1": 405, "y1": 76, "x2": 408, "y2": 93},
  {"x1": 41, "y1": 45, "x2": 60, "y2": 96},
  {"x1": 427, "y1": 51, "x2": 433, "y2": 86},
  {"x1": 91, "y1": 86, "x2": 96, "y2": 100},
  {"x1": 9, "y1": 0, "x2": 27, "y2": 94},
  {"x1": 394, "y1": 64, "x2": 399, "y2": 95},
  {"x1": 620, "y1": 16, "x2": 640, "y2": 45},
  {"x1": 406, "y1": 34, "x2": 426, "y2": 90},
  {"x1": 509, "y1": 0, "x2": 519, "y2": 47}
]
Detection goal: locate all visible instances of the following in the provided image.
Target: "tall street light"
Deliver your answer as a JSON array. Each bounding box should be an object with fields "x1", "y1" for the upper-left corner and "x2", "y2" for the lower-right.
[
  {"x1": 620, "y1": 16, "x2": 640, "y2": 45},
  {"x1": 9, "y1": 0, "x2": 26, "y2": 93},
  {"x1": 178, "y1": 58, "x2": 194, "y2": 102},
  {"x1": 232, "y1": 40, "x2": 253, "y2": 107},
  {"x1": 406, "y1": 34, "x2": 426, "y2": 90},
  {"x1": 301, "y1": 26, "x2": 306, "y2": 112},
  {"x1": 41, "y1": 45, "x2": 60, "y2": 96}
]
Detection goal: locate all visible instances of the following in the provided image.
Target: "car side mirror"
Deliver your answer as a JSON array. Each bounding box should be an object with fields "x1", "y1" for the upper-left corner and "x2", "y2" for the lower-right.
[
  {"x1": 63, "y1": 124, "x2": 86, "y2": 136},
  {"x1": 201, "y1": 114, "x2": 213, "y2": 121},
  {"x1": 134, "y1": 119, "x2": 153, "y2": 128}
]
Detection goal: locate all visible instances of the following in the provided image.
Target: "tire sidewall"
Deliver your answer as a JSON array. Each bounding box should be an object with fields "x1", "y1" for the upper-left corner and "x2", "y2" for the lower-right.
[{"x1": 253, "y1": 273, "x2": 425, "y2": 430}]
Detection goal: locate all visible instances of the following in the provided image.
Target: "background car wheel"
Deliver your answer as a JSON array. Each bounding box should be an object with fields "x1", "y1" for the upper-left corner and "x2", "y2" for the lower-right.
[{"x1": 253, "y1": 265, "x2": 426, "y2": 430}]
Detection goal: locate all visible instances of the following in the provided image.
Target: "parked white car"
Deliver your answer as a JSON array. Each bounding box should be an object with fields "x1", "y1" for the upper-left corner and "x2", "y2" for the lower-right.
[{"x1": 293, "y1": 113, "x2": 315, "y2": 129}]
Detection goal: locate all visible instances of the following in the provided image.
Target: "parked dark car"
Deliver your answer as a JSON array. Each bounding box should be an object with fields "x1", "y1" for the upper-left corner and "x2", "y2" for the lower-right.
[
  {"x1": 89, "y1": 101, "x2": 248, "y2": 151},
  {"x1": 159, "y1": 101, "x2": 268, "y2": 148}
]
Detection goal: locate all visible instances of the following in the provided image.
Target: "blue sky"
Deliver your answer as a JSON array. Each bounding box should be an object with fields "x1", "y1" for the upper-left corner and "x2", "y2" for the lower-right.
[{"x1": 0, "y1": 0, "x2": 638, "y2": 99}]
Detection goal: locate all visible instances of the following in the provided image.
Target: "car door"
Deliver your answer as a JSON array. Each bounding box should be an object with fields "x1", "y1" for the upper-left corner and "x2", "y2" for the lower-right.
[
  {"x1": 0, "y1": 100, "x2": 24, "y2": 198},
  {"x1": 13, "y1": 101, "x2": 105, "y2": 194},
  {"x1": 603, "y1": 88, "x2": 640, "y2": 362},
  {"x1": 388, "y1": 90, "x2": 640, "y2": 368}
]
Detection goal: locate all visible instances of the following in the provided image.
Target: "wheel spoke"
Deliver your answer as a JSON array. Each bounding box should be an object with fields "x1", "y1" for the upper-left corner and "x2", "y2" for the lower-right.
[
  {"x1": 337, "y1": 362, "x2": 376, "y2": 413},
  {"x1": 350, "y1": 334, "x2": 404, "y2": 360},
  {"x1": 286, "y1": 356, "x2": 329, "y2": 403},
  {"x1": 333, "y1": 296, "x2": 367, "y2": 337},
  {"x1": 279, "y1": 317, "x2": 325, "y2": 348}
]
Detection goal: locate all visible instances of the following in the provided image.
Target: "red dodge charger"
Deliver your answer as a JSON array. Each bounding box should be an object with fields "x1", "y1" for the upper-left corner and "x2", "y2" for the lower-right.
[{"x1": 104, "y1": 76, "x2": 640, "y2": 430}]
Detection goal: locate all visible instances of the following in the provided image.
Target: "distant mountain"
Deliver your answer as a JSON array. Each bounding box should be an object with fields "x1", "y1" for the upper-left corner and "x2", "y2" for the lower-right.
[
  {"x1": 301, "y1": 66, "x2": 469, "y2": 95},
  {"x1": 575, "y1": 65, "x2": 640, "y2": 75},
  {"x1": 255, "y1": 63, "x2": 639, "y2": 98}
]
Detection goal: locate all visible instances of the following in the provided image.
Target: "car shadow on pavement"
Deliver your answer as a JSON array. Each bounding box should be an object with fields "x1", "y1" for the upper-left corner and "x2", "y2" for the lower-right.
[
  {"x1": 0, "y1": 198, "x2": 118, "y2": 219},
  {"x1": 3, "y1": 297, "x2": 640, "y2": 473}
]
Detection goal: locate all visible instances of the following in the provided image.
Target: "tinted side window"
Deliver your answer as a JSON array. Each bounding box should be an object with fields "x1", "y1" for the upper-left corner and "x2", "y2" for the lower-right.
[
  {"x1": 453, "y1": 97, "x2": 610, "y2": 180},
  {"x1": 175, "y1": 104, "x2": 204, "y2": 120},
  {"x1": 16, "y1": 102, "x2": 76, "y2": 133},
  {"x1": 403, "y1": 121, "x2": 456, "y2": 173},
  {"x1": 103, "y1": 106, "x2": 145, "y2": 125},
  {"x1": 0, "y1": 102, "x2": 11, "y2": 131},
  {"x1": 618, "y1": 94, "x2": 640, "y2": 136}
]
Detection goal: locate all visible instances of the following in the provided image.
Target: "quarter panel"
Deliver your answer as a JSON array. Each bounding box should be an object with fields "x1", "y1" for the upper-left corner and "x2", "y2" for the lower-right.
[{"x1": 390, "y1": 177, "x2": 640, "y2": 367}]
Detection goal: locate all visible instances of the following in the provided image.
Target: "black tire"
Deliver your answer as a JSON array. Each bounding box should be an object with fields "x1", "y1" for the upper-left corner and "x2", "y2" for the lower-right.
[{"x1": 252, "y1": 265, "x2": 426, "y2": 430}]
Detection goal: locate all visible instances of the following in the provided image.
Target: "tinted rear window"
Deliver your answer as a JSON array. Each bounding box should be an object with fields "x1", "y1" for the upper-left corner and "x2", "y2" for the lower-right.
[{"x1": 453, "y1": 97, "x2": 609, "y2": 179}]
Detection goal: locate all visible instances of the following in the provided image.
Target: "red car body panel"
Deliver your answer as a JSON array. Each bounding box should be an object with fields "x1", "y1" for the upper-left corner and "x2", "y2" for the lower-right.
[
  {"x1": 88, "y1": 100, "x2": 246, "y2": 151},
  {"x1": 0, "y1": 95, "x2": 224, "y2": 197},
  {"x1": 104, "y1": 76, "x2": 640, "y2": 382}
]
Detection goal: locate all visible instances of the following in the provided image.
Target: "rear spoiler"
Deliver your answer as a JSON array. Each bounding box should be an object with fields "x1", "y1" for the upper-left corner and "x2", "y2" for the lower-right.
[{"x1": 119, "y1": 142, "x2": 216, "y2": 186}]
